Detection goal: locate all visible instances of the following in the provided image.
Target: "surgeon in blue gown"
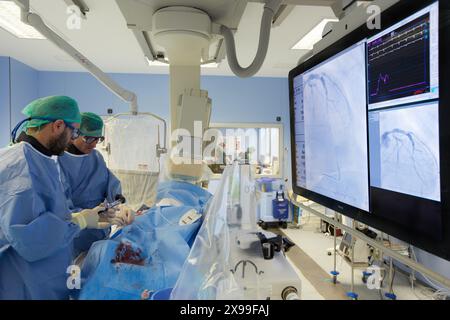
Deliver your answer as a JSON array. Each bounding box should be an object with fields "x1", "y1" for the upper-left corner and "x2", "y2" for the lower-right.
[
  {"x1": 58, "y1": 112, "x2": 133, "y2": 257},
  {"x1": 0, "y1": 96, "x2": 110, "y2": 300}
]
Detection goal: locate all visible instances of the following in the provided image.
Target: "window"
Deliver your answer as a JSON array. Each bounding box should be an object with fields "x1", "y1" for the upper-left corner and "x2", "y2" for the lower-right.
[{"x1": 204, "y1": 123, "x2": 283, "y2": 178}]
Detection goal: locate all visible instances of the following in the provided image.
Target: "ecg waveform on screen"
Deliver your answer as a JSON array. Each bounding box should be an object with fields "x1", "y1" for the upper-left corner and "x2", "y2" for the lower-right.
[
  {"x1": 371, "y1": 73, "x2": 391, "y2": 97},
  {"x1": 368, "y1": 25, "x2": 428, "y2": 62},
  {"x1": 368, "y1": 13, "x2": 431, "y2": 105}
]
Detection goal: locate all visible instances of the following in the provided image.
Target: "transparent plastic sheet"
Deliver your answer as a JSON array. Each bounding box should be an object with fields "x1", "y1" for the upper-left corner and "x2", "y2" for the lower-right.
[
  {"x1": 171, "y1": 162, "x2": 270, "y2": 300},
  {"x1": 100, "y1": 114, "x2": 164, "y2": 211},
  {"x1": 112, "y1": 170, "x2": 159, "y2": 211}
]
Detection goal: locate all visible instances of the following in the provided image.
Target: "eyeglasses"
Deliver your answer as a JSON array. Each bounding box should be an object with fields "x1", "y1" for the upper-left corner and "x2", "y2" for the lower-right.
[
  {"x1": 82, "y1": 136, "x2": 105, "y2": 144},
  {"x1": 64, "y1": 122, "x2": 81, "y2": 140}
]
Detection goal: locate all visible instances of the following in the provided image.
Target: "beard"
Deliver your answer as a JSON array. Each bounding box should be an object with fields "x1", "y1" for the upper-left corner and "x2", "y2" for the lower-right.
[{"x1": 48, "y1": 129, "x2": 70, "y2": 155}]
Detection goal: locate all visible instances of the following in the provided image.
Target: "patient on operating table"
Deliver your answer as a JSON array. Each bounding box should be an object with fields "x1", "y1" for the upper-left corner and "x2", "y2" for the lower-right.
[{"x1": 75, "y1": 180, "x2": 212, "y2": 300}]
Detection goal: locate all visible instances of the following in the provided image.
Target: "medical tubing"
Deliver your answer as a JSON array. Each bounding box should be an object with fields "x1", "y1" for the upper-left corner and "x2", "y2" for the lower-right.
[
  {"x1": 411, "y1": 246, "x2": 450, "y2": 296},
  {"x1": 220, "y1": 0, "x2": 282, "y2": 78},
  {"x1": 11, "y1": 118, "x2": 30, "y2": 143}
]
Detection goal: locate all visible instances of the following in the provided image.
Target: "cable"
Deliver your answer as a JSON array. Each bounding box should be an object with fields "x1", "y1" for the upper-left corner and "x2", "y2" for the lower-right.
[
  {"x1": 26, "y1": 12, "x2": 140, "y2": 114},
  {"x1": 411, "y1": 277, "x2": 439, "y2": 300},
  {"x1": 412, "y1": 247, "x2": 450, "y2": 295},
  {"x1": 220, "y1": 0, "x2": 282, "y2": 78},
  {"x1": 410, "y1": 246, "x2": 450, "y2": 299}
]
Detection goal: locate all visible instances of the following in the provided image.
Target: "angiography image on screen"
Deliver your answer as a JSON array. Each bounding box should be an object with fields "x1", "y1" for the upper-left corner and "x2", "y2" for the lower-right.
[
  {"x1": 293, "y1": 42, "x2": 369, "y2": 211},
  {"x1": 369, "y1": 102, "x2": 440, "y2": 202}
]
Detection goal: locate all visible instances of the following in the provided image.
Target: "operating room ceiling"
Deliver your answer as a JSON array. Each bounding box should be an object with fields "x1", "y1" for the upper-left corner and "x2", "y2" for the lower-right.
[{"x1": 0, "y1": 0, "x2": 336, "y2": 77}]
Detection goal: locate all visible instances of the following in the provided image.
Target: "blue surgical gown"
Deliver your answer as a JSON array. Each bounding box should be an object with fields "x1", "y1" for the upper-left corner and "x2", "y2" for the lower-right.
[
  {"x1": 0, "y1": 143, "x2": 81, "y2": 300},
  {"x1": 58, "y1": 150, "x2": 122, "y2": 256}
]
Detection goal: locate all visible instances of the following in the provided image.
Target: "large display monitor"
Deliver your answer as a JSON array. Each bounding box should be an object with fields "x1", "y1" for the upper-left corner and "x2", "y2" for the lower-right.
[
  {"x1": 293, "y1": 41, "x2": 369, "y2": 212},
  {"x1": 289, "y1": 0, "x2": 450, "y2": 260}
]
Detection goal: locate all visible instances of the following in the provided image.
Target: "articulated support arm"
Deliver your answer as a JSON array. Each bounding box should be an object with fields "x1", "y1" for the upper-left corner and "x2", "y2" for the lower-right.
[
  {"x1": 15, "y1": 0, "x2": 139, "y2": 114},
  {"x1": 220, "y1": 0, "x2": 283, "y2": 78}
]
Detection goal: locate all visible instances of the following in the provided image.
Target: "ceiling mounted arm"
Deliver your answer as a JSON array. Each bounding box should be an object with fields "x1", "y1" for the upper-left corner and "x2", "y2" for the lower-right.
[
  {"x1": 64, "y1": 0, "x2": 89, "y2": 18},
  {"x1": 220, "y1": 0, "x2": 282, "y2": 78},
  {"x1": 14, "y1": 0, "x2": 139, "y2": 114}
]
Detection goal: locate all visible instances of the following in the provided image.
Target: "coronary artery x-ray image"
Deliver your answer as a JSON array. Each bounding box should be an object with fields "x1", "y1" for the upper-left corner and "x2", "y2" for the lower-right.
[
  {"x1": 377, "y1": 102, "x2": 440, "y2": 202},
  {"x1": 299, "y1": 42, "x2": 369, "y2": 211}
]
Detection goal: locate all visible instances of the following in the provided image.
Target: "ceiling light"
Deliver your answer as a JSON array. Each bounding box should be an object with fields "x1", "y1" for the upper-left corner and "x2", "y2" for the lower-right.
[
  {"x1": 291, "y1": 18, "x2": 338, "y2": 50},
  {"x1": 0, "y1": 1, "x2": 45, "y2": 39}
]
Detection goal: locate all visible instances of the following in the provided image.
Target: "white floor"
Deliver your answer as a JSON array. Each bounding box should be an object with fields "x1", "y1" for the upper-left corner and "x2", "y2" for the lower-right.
[
  {"x1": 286, "y1": 255, "x2": 326, "y2": 300},
  {"x1": 283, "y1": 214, "x2": 438, "y2": 300}
]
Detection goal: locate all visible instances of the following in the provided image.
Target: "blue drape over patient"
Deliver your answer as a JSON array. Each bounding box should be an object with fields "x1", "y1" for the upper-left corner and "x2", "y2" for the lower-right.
[
  {"x1": 78, "y1": 181, "x2": 212, "y2": 300},
  {"x1": 157, "y1": 181, "x2": 211, "y2": 213}
]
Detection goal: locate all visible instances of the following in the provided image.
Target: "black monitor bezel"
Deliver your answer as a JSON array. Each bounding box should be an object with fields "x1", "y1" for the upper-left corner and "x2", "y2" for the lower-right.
[{"x1": 289, "y1": 0, "x2": 450, "y2": 260}]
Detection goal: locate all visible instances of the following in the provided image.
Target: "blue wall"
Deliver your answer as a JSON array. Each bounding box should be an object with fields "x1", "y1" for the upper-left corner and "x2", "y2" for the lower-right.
[
  {"x1": 202, "y1": 76, "x2": 289, "y2": 124},
  {"x1": 0, "y1": 57, "x2": 10, "y2": 147},
  {"x1": 0, "y1": 57, "x2": 39, "y2": 146},
  {"x1": 9, "y1": 58, "x2": 38, "y2": 128},
  {"x1": 38, "y1": 72, "x2": 289, "y2": 127},
  {"x1": 38, "y1": 72, "x2": 170, "y2": 119}
]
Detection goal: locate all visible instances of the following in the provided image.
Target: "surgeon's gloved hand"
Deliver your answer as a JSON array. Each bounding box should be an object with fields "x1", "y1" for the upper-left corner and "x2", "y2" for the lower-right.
[
  {"x1": 98, "y1": 204, "x2": 117, "y2": 220},
  {"x1": 71, "y1": 206, "x2": 111, "y2": 230},
  {"x1": 110, "y1": 205, "x2": 135, "y2": 227}
]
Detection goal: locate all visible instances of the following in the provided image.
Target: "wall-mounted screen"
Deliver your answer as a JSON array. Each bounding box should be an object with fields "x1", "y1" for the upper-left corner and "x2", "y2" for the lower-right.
[{"x1": 289, "y1": 0, "x2": 450, "y2": 260}]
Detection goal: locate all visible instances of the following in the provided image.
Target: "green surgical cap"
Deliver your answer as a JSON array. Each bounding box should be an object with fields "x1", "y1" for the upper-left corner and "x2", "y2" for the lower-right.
[
  {"x1": 22, "y1": 96, "x2": 81, "y2": 128},
  {"x1": 80, "y1": 112, "x2": 104, "y2": 137}
]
